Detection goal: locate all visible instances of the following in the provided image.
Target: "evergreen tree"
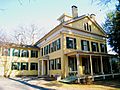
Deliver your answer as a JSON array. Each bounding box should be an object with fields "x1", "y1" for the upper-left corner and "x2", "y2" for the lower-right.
[{"x1": 104, "y1": 0, "x2": 120, "y2": 56}]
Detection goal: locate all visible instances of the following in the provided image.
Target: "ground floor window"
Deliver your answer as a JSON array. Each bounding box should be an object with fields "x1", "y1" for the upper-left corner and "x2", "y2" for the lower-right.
[
  {"x1": 82, "y1": 57, "x2": 91, "y2": 74},
  {"x1": 11, "y1": 62, "x2": 20, "y2": 70},
  {"x1": 30, "y1": 63, "x2": 38, "y2": 70},
  {"x1": 68, "y1": 57, "x2": 77, "y2": 71},
  {"x1": 21, "y1": 62, "x2": 28, "y2": 70},
  {"x1": 49, "y1": 58, "x2": 61, "y2": 70}
]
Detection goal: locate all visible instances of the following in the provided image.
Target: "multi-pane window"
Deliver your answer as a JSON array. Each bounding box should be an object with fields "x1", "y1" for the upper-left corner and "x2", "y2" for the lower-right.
[
  {"x1": 56, "y1": 39, "x2": 61, "y2": 50},
  {"x1": 84, "y1": 23, "x2": 91, "y2": 31},
  {"x1": 81, "y1": 40, "x2": 90, "y2": 51},
  {"x1": 41, "y1": 48, "x2": 43, "y2": 56},
  {"x1": 11, "y1": 62, "x2": 20, "y2": 70},
  {"x1": 100, "y1": 44, "x2": 107, "y2": 53},
  {"x1": 2, "y1": 48, "x2": 10, "y2": 56},
  {"x1": 91, "y1": 42, "x2": 99, "y2": 52},
  {"x1": 31, "y1": 50, "x2": 38, "y2": 58},
  {"x1": 43, "y1": 38, "x2": 61, "y2": 55},
  {"x1": 12, "y1": 49, "x2": 20, "y2": 57},
  {"x1": 66, "y1": 37, "x2": 76, "y2": 49},
  {"x1": 49, "y1": 58, "x2": 61, "y2": 70},
  {"x1": 30, "y1": 63, "x2": 38, "y2": 70},
  {"x1": 50, "y1": 60, "x2": 54, "y2": 70},
  {"x1": 21, "y1": 50, "x2": 29, "y2": 57},
  {"x1": 56, "y1": 58, "x2": 61, "y2": 69},
  {"x1": 21, "y1": 62, "x2": 28, "y2": 70}
]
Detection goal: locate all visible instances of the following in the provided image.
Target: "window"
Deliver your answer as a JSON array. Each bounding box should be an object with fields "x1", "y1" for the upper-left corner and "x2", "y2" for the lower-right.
[
  {"x1": 2, "y1": 48, "x2": 10, "y2": 56},
  {"x1": 50, "y1": 59, "x2": 54, "y2": 70},
  {"x1": 81, "y1": 40, "x2": 90, "y2": 51},
  {"x1": 21, "y1": 50, "x2": 29, "y2": 57},
  {"x1": 30, "y1": 63, "x2": 38, "y2": 70},
  {"x1": 41, "y1": 48, "x2": 43, "y2": 56},
  {"x1": 91, "y1": 42, "x2": 99, "y2": 52},
  {"x1": 12, "y1": 49, "x2": 20, "y2": 57},
  {"x1": 31, "y1": 50, "x2": 38, "y2": 58},
  {"x1": 56, "y1": 58, "x2": 61, "y2": 69},
  {"x1": 44, "y1": 45, "x2": 49, "y2": 55},
  {"x1": 100, "y1": 44, "x2": 107, "y2": 53},
  {"x1": 48, "y1": 44, "x2": 51, "y2": 53},
  {"x1": 56, "y1": 39, "x2": 61, "y2": 50},
  {"x1": 21, "y1": 62, "x2": 28, "y2": 70},
  {"x1": 66, "y1": 37, "x2": 76, "y2": 49},
  {"x1": 11, "y1": 62, "x2": 20, "y2": 70},
  {"x1": 84, "y1": 23, "x2": 91, "y2": 31}
]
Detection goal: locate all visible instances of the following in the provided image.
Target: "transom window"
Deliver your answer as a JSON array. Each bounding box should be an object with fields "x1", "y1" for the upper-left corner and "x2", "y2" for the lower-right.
[
  {"x1": 66, "y1": 37, "x2": 76, "y2": 49},
  {"x1": 91, "y1": 42, "x2": 99, "y2": 52},
  {"x1": 81, "y1": 40, "x2": 90, "y2": 51}
]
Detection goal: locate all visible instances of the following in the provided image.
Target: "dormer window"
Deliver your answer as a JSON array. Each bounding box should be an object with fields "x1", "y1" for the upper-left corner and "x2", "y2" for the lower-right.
[{"x1": 84, "y1": 23, "x2": 91, "y2": 32}]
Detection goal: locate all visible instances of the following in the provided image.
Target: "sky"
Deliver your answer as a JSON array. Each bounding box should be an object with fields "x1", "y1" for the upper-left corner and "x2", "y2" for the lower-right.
[{"x1": 0, "y1": 0, "x2": 117, "y2": 54}]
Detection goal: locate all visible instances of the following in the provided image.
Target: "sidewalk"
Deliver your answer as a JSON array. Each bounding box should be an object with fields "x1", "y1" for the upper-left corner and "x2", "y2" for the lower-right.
[{"x1": 10, "y1": 76, "x2": 120, "y2": 90}]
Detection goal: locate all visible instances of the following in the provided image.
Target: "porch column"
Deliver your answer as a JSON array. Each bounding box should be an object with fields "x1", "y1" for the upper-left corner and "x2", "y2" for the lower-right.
[
  {"x1": 76, "y1": 54, "x2": 80, "y2": 83},
  {"x1": 100, "y1": 56, "x2": 105, "y2": 79},
  {"x1": 109, "y1": 57, "x2": 114, "y2": 78},
  {"x1": 47, "y1": 60, "x2": 49, "y2": 75},
  {"x1": 90, "y1": 55, "x2": 93, "y2": 76},
  {"x1": 41, "y1": 60, "x2": 44, "y2": 75},
  {"x1": 38, "y1": 59, "x2": 40, "y2": 77},
  {"x1": 90, "y1": 55, "x2": 94, "y2": 81}
]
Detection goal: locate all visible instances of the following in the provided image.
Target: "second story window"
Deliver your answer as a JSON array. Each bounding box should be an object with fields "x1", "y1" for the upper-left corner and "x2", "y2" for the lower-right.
[
  {"x1": 31, "y1": 50, "x2": 38, "y2": 58},
  {"x1": 12, "y1": 49, "x2": 20, "y2": 57},
  {"x1": 21, "y1": 50, "x2": 29, "y2": 57},
  {"x1": 84, "y1": 23, "x2": 91, "y2": 32},
  {"x1": 56, "y1": 39, "x2": 61, "y2": 50},
  {"x1": 2, "y1": 48, "x2": 10, "y2": 56},
  {"x1": 81, "y1": 40, "x2": 90, "y2": 51},
  {"x1": 66, "y1": 37, "x2": 76, "y2": 49},
  {"x1": 100, "y1": 44, "x2": 107, "y2": 53},
  {"x1": 91, "y1": 42, "x2": 99, "y2": 52}
]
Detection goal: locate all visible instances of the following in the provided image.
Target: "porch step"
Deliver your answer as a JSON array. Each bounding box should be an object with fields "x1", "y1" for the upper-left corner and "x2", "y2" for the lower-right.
[{"x1": 59, "y1": 76, "x2": 78, "y2": 83}]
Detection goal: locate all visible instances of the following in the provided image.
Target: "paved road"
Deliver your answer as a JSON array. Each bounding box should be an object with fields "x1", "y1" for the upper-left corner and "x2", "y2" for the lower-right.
[{"x1": 0, "y1": 77, "x2": 52, "y2": 90}]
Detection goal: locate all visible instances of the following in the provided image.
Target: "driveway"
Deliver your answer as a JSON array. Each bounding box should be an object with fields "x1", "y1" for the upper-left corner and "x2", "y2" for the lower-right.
[{"x1": 0, "y1": 77, "x2": 52, "y2": 90}]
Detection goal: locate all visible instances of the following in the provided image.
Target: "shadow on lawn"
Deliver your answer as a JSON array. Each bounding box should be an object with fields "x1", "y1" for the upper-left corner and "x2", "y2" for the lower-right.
[
  {"x1": 94, "y1": 79, "x2": 120, "y2": 89},
  {"x1": 8, "y1": 78, "x2": 54, "y2": 90}
]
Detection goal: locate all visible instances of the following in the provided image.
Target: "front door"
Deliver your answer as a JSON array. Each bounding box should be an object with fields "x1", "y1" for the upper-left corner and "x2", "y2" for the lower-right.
[{"x1": 44, "y1": 60, "x2": 48, "y2": 75}]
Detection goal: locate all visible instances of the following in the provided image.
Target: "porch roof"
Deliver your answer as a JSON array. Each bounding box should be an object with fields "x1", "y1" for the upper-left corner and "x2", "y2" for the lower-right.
[{"x1": 64, "y1": 50, "x2": 116, "y2": 57}]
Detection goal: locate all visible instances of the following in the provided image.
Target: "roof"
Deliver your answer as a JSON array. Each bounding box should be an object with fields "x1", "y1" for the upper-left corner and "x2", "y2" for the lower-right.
[
  {"x1": 35, "y1": 14, "x2": 107, "y2": 46},
  {"x1": 0, "y1": 42, "x2": 39, "y2": 49}
]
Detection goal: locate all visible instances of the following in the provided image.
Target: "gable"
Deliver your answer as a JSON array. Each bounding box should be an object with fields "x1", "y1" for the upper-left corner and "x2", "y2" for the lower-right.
[{"x1": 65, "y1": 16, "x2": 106, "y2": 36}]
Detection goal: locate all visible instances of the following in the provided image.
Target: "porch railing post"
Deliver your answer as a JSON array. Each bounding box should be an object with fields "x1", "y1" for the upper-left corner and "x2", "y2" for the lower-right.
[
  {"x1": 100, "y1": 56, "x2": 105, "y2": 79},
  {"x1": 76, "y1": 54, "x2": 80, "y2": 83}
]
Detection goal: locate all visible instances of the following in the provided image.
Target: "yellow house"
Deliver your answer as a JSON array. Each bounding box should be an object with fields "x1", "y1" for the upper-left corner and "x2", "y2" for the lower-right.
[
  {"x1": 35, "y1": 6, "x2": 120, "y2": 80},
  {"x1": 0, "y1": 43, "x2": 39, "y2": 77}
]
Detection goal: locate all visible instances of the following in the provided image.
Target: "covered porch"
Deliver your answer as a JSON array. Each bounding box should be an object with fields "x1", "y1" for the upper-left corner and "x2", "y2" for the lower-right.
[{"x1": 65, "y1": 51, "x2": 120, "y2": 81}]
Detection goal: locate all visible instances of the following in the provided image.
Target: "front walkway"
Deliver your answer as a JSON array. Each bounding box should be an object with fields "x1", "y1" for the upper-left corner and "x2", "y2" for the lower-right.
[{"x1": 10, "y1": 76, "x2": 120, "y2": 90}]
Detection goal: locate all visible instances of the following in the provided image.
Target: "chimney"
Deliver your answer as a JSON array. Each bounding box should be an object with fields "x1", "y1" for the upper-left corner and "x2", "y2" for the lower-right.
[
  {"x1": 90, "y1": 14, "x2": 96, "y2": 20},
  {"x1": 72, "y1": 5, "x2": 78, "y2": 18}
]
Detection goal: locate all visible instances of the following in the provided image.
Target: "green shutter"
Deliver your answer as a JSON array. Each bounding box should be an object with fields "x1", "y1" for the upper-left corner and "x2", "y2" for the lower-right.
[
  {"x1": 74, "y1": 38, "x2": 76, "y2": 49},
  {"x1": 12, "y1": 49, "x2": 15, "y2": 56},
  {"x1": 87, "y1": 41, "x2": 90, "y2": 51},
  {"x1": 81, "y1": 40, "x2": 84, "y2": 50}
]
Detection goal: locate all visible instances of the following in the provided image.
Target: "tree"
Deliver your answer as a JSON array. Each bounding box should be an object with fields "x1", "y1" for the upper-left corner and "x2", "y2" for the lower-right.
[
  {"x1": 104, "y1": 1, "x2": 120, "y2": 56},
  {"x1": 13, "y1": 24, "x2": 43, "y2": 45}
]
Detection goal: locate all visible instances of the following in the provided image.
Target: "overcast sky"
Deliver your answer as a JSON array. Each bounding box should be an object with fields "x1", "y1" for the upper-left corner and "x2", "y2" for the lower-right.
[{"x1": 0, "y1": 0, "x2": 117, "y2": 53}]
